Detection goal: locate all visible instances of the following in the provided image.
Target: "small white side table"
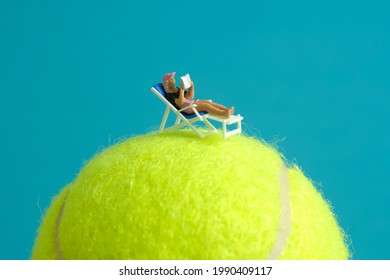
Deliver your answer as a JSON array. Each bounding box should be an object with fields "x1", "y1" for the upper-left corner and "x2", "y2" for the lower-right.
[{"x1": 206, "y1": 114, "x2": 244, "y2": 139}]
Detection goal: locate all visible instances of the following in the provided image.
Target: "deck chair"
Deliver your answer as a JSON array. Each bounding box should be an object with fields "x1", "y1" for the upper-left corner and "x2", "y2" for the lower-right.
[{"x1": 151, "y1": 83, "x2": 218, "y2": 138}]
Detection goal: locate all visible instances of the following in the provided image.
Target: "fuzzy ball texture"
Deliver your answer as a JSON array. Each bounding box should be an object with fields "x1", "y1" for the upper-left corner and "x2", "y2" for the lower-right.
[{"x1": 32, "y1": 130, "x2": 350, "y2": 260}]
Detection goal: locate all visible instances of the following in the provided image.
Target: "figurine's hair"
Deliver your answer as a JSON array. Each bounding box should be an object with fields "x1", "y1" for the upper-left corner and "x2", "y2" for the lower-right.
[
  {"x1": 162, "y1": 72, "x2": 175, "y2": 92},
  {"x1": 163, "y1": 81, "x2": 169, "y2": 92}
]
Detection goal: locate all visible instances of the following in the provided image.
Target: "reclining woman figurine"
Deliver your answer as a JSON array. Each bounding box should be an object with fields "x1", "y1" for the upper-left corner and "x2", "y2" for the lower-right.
[{"x1": 163, "y1": 72, "x2": 234, "y2": 119}]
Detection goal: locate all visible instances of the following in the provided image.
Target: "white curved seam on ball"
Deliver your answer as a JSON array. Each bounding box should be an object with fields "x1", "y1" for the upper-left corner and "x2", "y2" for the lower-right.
[
  {"x1": 55, "y1": 192, "x2": 69, "y2": 260},
  {"x1": 266, "y1": 164, "x2": 292, "y2": 260}
]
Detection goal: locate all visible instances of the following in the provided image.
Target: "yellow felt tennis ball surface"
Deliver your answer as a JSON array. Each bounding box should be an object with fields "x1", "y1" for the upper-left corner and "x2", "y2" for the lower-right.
[{"x1": 32, "y1": 130, "x2": 350, "y2": 259}]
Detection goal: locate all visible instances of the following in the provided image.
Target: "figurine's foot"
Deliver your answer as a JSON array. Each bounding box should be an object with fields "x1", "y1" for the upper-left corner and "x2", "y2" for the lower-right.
[
  {"x1": 216, "y1": 110, "x2": 229, "y2": 119},
  {"x1": 215, "y1": 108, "x2": 233, "y2": 119},
  {"x1": 229, "y1": 106, "x2": 234, "y2": 116}
]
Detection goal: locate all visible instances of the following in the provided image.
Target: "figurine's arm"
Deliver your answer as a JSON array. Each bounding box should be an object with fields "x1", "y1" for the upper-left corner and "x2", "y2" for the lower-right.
[
  {"x1": 175, "y1": 82, "x2": 186, "y2": 107},
  {"x1": 186, "y1": 81, "x2": 195, "y2": 99}
]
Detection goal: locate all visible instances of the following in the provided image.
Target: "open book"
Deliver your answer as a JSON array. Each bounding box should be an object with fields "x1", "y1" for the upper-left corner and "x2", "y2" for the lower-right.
[{"x1": 180, "y1": 74, "x2": 192, "y2": 89}]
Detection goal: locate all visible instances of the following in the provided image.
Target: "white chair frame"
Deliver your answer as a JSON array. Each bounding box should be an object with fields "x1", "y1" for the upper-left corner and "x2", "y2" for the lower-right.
[{"x1": 151, "y1": 86, "x2": 218, "y2": 138}]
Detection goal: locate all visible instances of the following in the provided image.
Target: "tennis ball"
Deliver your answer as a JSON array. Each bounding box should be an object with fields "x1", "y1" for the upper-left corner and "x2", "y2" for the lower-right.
[{"x1": 32, "y1": 130, "x2": 350, "y2": 259}]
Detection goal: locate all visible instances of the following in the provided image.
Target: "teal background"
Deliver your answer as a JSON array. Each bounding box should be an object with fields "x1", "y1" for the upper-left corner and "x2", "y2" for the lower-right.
[{"x1": 1, "y1": 0, "x2": 389, "y2": 259}]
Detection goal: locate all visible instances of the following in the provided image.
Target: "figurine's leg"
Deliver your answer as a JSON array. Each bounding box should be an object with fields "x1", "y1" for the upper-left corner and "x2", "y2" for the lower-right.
[
  {"x1": 196, "y1": 102, "x2": 232, "y2": 118},
  {"x1": 207, "y1": 102, "x2": 234, "y2": 115},
  {"x1": 199, "y1": 100, "x2": 228, "y2": 110}
]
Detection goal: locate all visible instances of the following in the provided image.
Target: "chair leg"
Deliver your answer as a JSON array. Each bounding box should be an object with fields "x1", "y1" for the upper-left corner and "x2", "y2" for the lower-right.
[
  {"x1": 163, "y1": 121, "x2": 189, "y2": 132},
  {"x1": 187, "y1": 122, "x2": 205, "y2": 137},
  {"x1": 185, "y1": 117, "x2": 217, "y2": 138},
  {"x1": 159, "y1": 106, "x2": 170, "y2": 132},
  {"x1": 222, "y1": 121, "x2": 227, "y2": 139},
  {"x1": 203, "y1": 118, "x2": 218, "y2": 134},
  {"x1": 223, "y1": 119, "x2": 242, "y2": 138}
]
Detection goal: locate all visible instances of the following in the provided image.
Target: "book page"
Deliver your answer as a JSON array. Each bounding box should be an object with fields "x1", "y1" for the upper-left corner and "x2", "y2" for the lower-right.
[{"x1": 180, "y1": 74, "x2": 192, "y2": 89}]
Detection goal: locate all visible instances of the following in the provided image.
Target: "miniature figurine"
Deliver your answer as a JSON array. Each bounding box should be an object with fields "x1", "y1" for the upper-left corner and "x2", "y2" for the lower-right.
[{"x1": 162, "y1": 72, "x2": 234, "y2": 118}]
